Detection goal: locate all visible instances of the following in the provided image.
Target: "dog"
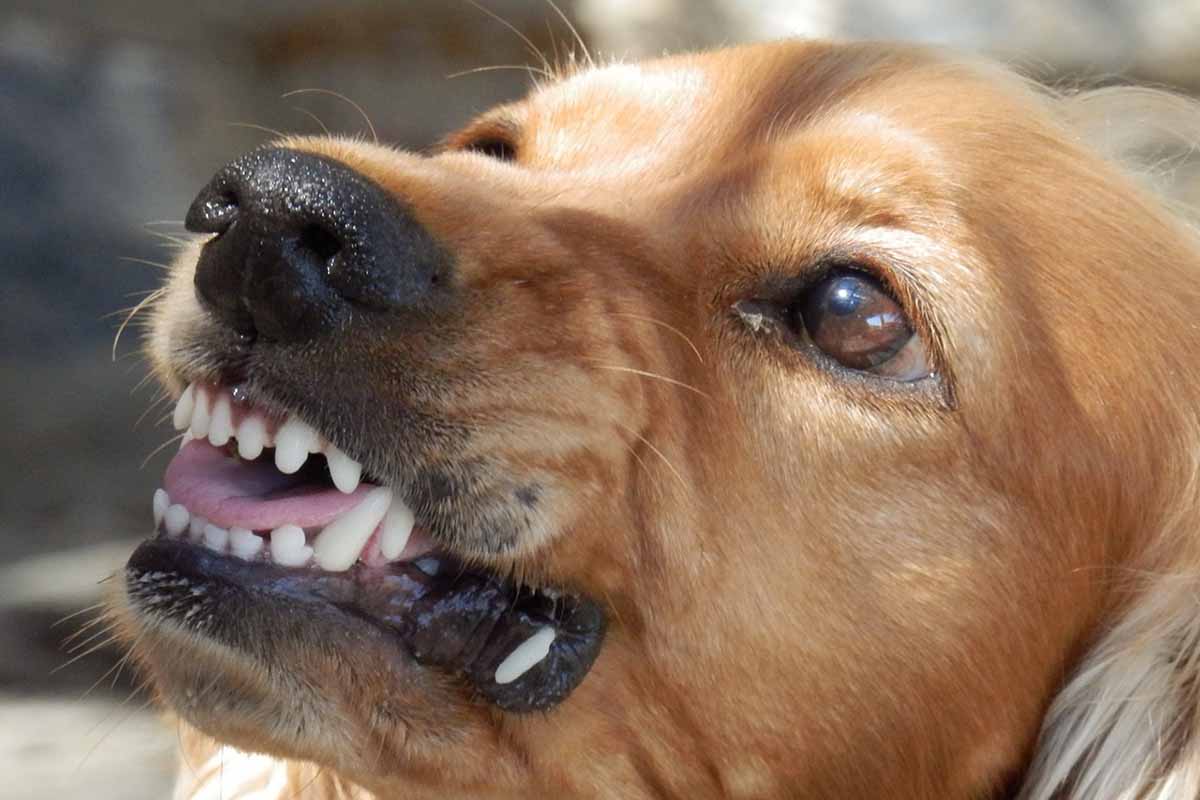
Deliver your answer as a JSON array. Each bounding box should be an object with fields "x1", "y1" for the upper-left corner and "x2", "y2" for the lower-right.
[{"x1": 111, "y1": 39, "x2": 1200, "y2": 798}]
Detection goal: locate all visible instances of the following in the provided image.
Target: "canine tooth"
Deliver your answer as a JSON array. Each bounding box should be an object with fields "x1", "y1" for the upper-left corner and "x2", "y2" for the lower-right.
[
  {"x1": 236, "y1": 416, "x2": 266, "y2": 460},
  {"x1": 180, "y1": 431, "x2": 194, "y2": 450},
  {"x1": 208, "y1": 394, "x2": 233, "y2": 447},
  {"x1": 164, "y1": 504, "x2": 190, "y2": 537},
  {"x1": 203, "y1": 523, "x2": 229, "y2": 552},
  {"x1": 326, "y1": 446, "x2": 363, "y2": 494},
  {"x1": 270, "y1": 524, "x2": 312, "y2": 567},
  {"x1": 189, "y1": 515, "x2": 208, "y2": 541},
  {"x1": 189, "y1": 387, "x2": 211, "y2": 438},
  {"x1": 172, "y1": 385, "x2": 195, "y2": 431},
  {"x1": 275, "y1": 416, "x2": 319, "y2": 474},
  {"x1": 312, "y1": 487, "x2": 392, "y2": 571},
  {"x1": 229, "y1": 527, "x2": 262, "y2": 559},
  {"x1": 414, "y1": 556, "x2": 441, "y2": 577},
  {"x1": 153, "y1": 489, "x2": 169, "y2": 528},
  {"x1": 494, "y1": 626, "x2": 556, "y2": 684},
  {"x1": 380, "y1": 500, "x2": 415, "y2": 560}
]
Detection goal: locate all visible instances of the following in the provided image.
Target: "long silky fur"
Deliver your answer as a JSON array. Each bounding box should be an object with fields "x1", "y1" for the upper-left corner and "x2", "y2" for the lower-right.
[{"x1": 1023, "y1": 78, "x2": 1200, "y2": 800}]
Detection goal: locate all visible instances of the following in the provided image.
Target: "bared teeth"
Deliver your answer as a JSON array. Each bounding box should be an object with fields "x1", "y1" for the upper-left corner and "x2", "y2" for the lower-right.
[
  {"x1": 208, "y1": 394, "x2": 233, "y2": 447},
  {"x1": 274, "y1": 416, "x2": 319, "y2": 474},
  {"x1": 380, "y1": 500, "x2": 416, "y2": 559},
  {"x1": 325, "y1": 446, "x2": 363, "y2": 494},
  {"x1": 188, "y1": 515, "x2": 208, "y2": 542},
  {"x1": 152, "y1": 489, "x2": 169, "y2": 528},
  {"x1": 159, "y1": 384, "x2": 433, "y2": 570},
  {"x1": 172, "y1": 385, "x2": 194, "y2": 431},
  {"x1": 188, "y1": 387, "x2": 211, "y2": 439},
  {"x1": 202, "y1": 523, "x2": 229, "y2": 553},
  {"x1": 312, "y1": 487, "x2": 392, "y2": 571},
  {"x1": 270, "y1": 524, "x2": 312, "y2": 567},
  {"x1": 164, "y1": 504, "x2": 189, "y2": 537},
  {"x1": 235, "y1": 415, "x2": 266, "y2": 460},
  {"x1": 229, "y1": 527, "x2": 262, "y2": 559},
  {"x1": 494, "y1": 626, "x2": 556, "y2": 684}
]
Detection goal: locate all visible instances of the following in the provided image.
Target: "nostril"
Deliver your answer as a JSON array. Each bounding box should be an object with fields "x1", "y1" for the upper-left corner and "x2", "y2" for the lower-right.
[
  {"x1": 298, "y1": 223, "x2": 343, "y2": 263},
  {"x1": 185, "y1": 190, "x2": 239, "y2": 235}
]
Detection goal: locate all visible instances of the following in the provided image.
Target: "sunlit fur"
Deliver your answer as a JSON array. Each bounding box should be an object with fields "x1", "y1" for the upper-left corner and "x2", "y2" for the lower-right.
[{"x1": 117, "y1": 40, "x2": 1200, "y2": 798}]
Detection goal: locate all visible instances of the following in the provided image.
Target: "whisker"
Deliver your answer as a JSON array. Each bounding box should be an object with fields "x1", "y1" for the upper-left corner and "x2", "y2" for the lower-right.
[
  {"x1": 584, "y1": 361, "x2": 710, "y2": 399},
  {"x1": 117, "y1": 256, "x2": 173, "y2": 271},
  {"x1": 544, "y1": 0, "x2": 593, "y2": 68},
  {"x1": 226, "y1": 121, "x2": 288, "y2": 139},
  {"x1": 462, "y1": 0, "x2": 551, "y2": 76},
  {"x1": 63, "y1": 623, "x2": 119, "y2": 654},
  {"x1": 142, "y1": 432, "x2": 187, "y2": 469},
  {"x1": 75, "y1": 682, "x2": 155, "y2": 774},
  {"x1": 614, "y1": 420, "x2": 689, "y2": 491},
  {"x1": 131, "y1": 369, "x2": 164, "y2": 396},
  {"x1": 61, "y1": 620, "x2": 114, "y2": 650},
  {"x1": 610, "y1": 311, "x2": 704, "y2": 364},
  {"x1": 144, "y1": 231, "x2": 191, "y2": 248},
  {"x1": 80, "y1": 639, "x2": 138, "y2": 701},
  {"x1": 51, "y1": 603, "x2": 107, "y2": 629},
  {"x1": 53, "y1": 634, "x2": 122, "y2": 674},
  {"x1": 446, "y1": 64, "x2": 553, "y2": 81},
  {"x1": 291, "y1": 105, "x2": 331, "y2": 136},
  {"x1": 282, "y1": 89, "x2": 377, "y2": 143},
  {"x1": 111, "y1": 287, "x2": 166, "y2": 360},
  {"x1": 133, "y1": 392, "x2": 172, "y2": 431}
]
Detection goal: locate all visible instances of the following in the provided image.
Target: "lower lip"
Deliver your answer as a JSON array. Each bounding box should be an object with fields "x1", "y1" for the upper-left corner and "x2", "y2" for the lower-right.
[{"x1": 125, "y1": 534, "x2": 607, "y2": 713}]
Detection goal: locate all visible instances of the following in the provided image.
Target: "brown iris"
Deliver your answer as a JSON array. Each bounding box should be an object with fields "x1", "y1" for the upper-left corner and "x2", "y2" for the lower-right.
[{"x1": 792, "y1": 270, "x2": 917, "y2": 374}]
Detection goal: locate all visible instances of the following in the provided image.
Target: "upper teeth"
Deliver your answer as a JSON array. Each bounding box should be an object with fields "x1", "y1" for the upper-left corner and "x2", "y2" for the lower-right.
[
  {"x1": 162, "y1": 383, "x2": 424, "y2": 573},
  {"x1": 172, "y1": 382, "x2": 365, "y2": 494}
]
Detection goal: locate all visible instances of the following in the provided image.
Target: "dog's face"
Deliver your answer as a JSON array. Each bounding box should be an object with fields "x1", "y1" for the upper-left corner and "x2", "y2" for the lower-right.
[{"x1": 116, "y1": 41, "x2": 1200, "y2": 798}]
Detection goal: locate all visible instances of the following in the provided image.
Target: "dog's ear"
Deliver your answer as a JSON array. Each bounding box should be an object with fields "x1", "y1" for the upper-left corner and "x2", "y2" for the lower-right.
[
  {"x1": 1020, "y1": 570, "x2": 1200, "y2": 799},
  {"x1": 1017, "y1": 85, "x2": 1200, "y2": 800},
  {"x1": 1054, "y1": 85, "x2": 1200, "y2": 224}
]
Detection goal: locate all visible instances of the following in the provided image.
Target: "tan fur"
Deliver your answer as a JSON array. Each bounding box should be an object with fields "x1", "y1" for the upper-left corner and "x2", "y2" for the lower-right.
[{"x1": 118, "y1": 40, "x2": 1200, "y2": 798}]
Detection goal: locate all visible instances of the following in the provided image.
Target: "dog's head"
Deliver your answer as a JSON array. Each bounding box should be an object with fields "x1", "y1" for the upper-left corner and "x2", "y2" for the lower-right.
[{"x1": 115, "y1": 41, "x2": 1200, "y2": 798}]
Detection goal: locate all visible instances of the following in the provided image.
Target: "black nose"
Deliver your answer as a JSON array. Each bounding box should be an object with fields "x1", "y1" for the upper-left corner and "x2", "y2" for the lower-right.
[{"x1": 185, "y1": 148, "x2": 449, "y2": 342}]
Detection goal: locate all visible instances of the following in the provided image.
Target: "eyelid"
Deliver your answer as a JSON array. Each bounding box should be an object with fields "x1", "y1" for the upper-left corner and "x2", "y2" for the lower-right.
[{"x1": 444, "y1": 115, "x2": 523, "y2": 157}]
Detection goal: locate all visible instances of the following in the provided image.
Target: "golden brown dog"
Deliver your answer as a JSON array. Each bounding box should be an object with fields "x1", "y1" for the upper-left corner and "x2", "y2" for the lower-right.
[{"x1": 113, "y1": 39, "x2": 1200, "y2": 799}]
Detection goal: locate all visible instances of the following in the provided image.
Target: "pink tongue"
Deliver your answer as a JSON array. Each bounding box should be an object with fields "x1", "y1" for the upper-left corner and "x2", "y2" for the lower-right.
[{"x1": 164, "y1": 441, "x2": 374, "y2": 530}]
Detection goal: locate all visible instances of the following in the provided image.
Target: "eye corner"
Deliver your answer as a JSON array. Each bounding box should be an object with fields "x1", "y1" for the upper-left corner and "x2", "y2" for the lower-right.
[
  {"x1": 465, "y1": 135, "x2": 518, "y2": 162},
  {"x1": 733, "y1": 260, "x2": 941, "y2": 390},
  {"x1": 447, "y1": 116, "x2": 523, "y2": 163}
]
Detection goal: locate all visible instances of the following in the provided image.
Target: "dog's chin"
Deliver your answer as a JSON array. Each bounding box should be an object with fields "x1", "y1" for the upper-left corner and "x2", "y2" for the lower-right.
[
  {"x1": 116, "y1": 380, "x2": 607, "y2": 783},
  {"x1": 116, "y1": 567, "x2": 436, "y2": 782}
]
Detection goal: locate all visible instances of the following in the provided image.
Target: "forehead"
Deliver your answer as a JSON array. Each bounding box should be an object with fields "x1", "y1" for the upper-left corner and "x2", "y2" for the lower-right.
[{"x1": 516, "y1": 42, "x2": 1004, "y2": 176}]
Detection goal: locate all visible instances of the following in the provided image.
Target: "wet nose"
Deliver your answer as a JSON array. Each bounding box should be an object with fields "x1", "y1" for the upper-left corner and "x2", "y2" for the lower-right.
[{"x1": 185, "y1": 148, "x2": 449, "y2": 342}]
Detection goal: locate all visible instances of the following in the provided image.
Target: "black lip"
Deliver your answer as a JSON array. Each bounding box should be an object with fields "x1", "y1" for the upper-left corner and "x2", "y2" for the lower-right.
[{"x1": 126, "y1": 536, "x2": 605, "y2": 713}]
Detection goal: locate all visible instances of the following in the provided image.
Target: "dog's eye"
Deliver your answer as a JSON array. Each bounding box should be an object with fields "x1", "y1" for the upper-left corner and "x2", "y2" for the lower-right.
[
  {"x1": 465, "y1": 137, "x2": 517, "y2": 162},
  {"x1": 789, "y1": 270, "x2": 930, "y2": 381}
]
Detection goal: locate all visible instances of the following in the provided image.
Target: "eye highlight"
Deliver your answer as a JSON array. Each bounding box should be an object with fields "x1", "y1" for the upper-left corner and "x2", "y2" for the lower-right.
[{"x1": 786, "y1": 268, "x2": 931, "y2": 382}]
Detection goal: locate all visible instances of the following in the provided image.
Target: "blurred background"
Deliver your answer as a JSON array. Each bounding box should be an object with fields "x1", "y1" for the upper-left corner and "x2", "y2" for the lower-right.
[{"x1": 1, "y1": 1, "x2": 1198, "y2": 797}]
